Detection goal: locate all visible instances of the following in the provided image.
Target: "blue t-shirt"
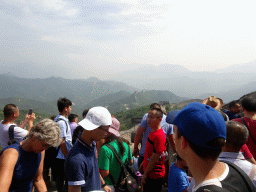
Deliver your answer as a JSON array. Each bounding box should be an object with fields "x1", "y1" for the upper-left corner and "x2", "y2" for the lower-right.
[
  {"x1": 2, "y1": 142, "x2": 41, "y2": 192},
  {"x1": 65, "y1": 138, "x2": 101, "y2": 192},
  {"x1": 139, "y1": 113, "x2": 173, "y2": 156},
  {"x1": 168, "y1": 163, "x2": 189, "y2": 192}
]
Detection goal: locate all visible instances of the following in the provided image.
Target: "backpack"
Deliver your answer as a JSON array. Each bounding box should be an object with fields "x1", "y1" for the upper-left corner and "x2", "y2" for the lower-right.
[
  {"x1": 44, "y1": 118, "x2": 68, "y2": 168},
  {"x1": 7, "y1": 125, "x2": 17, "y2": 145},
  {"x1": 197, "y1": 160, "x2": 256, "y2": 192},
  {"x1": 106, "y1": 144, "x2": 139, "y2": 192}
]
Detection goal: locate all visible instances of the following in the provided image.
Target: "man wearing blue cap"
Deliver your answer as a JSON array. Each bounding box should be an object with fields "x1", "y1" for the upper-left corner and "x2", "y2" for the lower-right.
[{"x1": 174, "y1": 102, "x2": 254, "y2": 191}]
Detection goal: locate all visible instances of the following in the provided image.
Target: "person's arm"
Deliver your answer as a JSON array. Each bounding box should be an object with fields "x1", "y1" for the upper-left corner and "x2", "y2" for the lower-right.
[
  {"x1": 33, "y1": 151, "x2": 47, "y2": 192},
  {"x1": 69, "y1": 185, "x2": 81, "y2": 192},
  {"x1": 168, "y1": 134, "x2": 176, "y2": 153},
  {"x1": 20, "y1": 113, "x2": 36, "y2": 131},
  {"x1": 0, "y1": 148, "x2": 19, "y2": 192},
  {"x1": 99, "y1": 169, "x2": 110, "y2": 178},
  {"x1": 100, "y1": 174, "x2": 111, "y2": 192},
  {"x1": 59, "y1": 139, "x2": 68, "y2": 157},
  {"x1": 133, "y1": 126, "x2": 145, "y2": 157},
  {"x1": 141, "y1": 152, "x2": 160, "y2": 185}
]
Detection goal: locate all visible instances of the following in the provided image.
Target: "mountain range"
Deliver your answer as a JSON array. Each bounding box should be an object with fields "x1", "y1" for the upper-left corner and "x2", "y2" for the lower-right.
[
  {"x1": 0, "y1": 74, "x2": 187, "y2": 114},
  {"x1": 2, "y1": 60, "x2": 256, "y2": 102}
]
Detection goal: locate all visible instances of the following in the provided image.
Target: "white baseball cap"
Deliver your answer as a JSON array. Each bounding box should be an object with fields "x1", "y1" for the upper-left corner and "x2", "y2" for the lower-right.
[{"x1": 78, "y1": 106, "x2": 112, "y2": 130}]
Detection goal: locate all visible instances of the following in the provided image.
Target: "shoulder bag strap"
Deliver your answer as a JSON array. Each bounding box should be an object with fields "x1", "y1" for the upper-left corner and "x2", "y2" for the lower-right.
[
  {"x1": 221, "y1": 160, "x2": 256, "y2": 192},
  {"x1": 106, "y1": 144, "x2": 129, "y2": 186},
  {"x1": 55, "y1": 118, "x2": 68, "y2": 133},
  {"x1": 8, "y1": 125, "x2": 16, "y2": 141},
  {"x1": 241, "y1": 117, "x2": 256, "y2": 146}
]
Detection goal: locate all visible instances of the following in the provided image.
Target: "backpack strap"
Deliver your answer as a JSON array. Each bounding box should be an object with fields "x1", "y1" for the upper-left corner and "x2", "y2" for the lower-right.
[
  {"x1": 221, "y1": 160, "x2": 256, "y2": 192},
  {"x1": 8, "y1": 125, "x2": 16, "y2": 141},
  {"x1": 196, "y1": 185, "x2": 229, "y2": 192},
  {"x1": 55, "y1": 118, "x2": 69, "y2": 133},
  {"x1": 106, "y1": 144, "x2": 129, "y2": 186}
]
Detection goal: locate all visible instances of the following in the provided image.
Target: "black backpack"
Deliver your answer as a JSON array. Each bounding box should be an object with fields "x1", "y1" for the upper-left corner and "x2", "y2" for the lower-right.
[
  {"x1": 44, "y1": 118, "x2": 68, "y2": 168},
  {"x1": 106, "y1": 144, "x2": 139, "y2": 192},
  {"x1": 197, "y1": 160, "x2": 256, "y2": 192},
  {"x1": 7, "y1": 125, "x2": 18, "y2": 145}
]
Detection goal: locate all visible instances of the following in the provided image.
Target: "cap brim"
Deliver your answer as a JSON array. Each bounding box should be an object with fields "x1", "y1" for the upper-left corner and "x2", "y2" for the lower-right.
[
  {"x1": 78, "y1": 118, "x2": 99, "y2": 131},
  {"x1": 109, "y1": 128, "x2": 120, "y2": 137}
]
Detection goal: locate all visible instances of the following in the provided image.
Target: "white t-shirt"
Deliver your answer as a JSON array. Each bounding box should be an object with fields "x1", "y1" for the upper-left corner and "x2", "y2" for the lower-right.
[{"x1": 0, "y1": 120, "x2": 28, "y2": 149}]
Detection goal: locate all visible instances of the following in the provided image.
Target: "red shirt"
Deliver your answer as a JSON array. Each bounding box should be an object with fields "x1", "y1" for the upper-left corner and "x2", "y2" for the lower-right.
[
  {"x1": 233, "y1": 117, "x2": 256, "y2": 158},
  {"x1": 143, "y1": 128, "x2": 166, "y2": 179},
  {"x1": 240, "y1": 144, "x2": 253, "y2": 159}
]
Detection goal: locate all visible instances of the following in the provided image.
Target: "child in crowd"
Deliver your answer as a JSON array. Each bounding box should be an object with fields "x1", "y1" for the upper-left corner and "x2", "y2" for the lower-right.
[{"x1": 168, "y1": 154, "x2": 189, "y2": 192}]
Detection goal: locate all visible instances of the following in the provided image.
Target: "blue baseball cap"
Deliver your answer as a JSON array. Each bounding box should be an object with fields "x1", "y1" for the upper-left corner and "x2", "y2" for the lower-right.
[
  {"x1": 174, "y1": 102, "x2": 226, "y2": 149},
  {"x1": 166, "y1": 110, "x2": 181, "y2": 124}
]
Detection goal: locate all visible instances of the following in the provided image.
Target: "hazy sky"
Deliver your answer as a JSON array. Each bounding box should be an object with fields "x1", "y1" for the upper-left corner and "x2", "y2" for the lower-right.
[{"x1": 1, "y1": 0, "x2": 256, "y2": 79}]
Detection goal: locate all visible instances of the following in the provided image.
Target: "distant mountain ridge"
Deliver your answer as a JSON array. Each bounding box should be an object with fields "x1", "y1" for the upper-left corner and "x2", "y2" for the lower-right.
[
  {"x1": 0, "y1": 74, "x2": 188, "y2": 114},
  {"x1": 0, "y1": 74, "x2": 138, "y2": 108}
]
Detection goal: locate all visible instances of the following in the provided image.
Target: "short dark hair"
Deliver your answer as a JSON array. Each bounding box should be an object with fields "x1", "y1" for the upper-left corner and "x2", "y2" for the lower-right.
[
  {"x1": 68, "y1": 114, "x2": 78, "y2": 122},
  {"x1": 82, "y1": 108, "x2": 90, "y2": 118},
  {"x1": 225, "y1": 121, "x2": 248, "y2": 151},
  {"x1": 3, "y1": 104, "x2": 18, "y2": 117},
  {"x1": 241, "y1": 96, "x2": 256, "y2": 112},
  {"x1": 57, "y1": 97, "x2": 72, "y2": 112},
  {"x1": 229, "y1": 100, "x2": 240, "y2": 109},
  {"x1": 150, "y1": 103, "x2": 160, "y2": 109},
  {"x1": 150, "y1": 107, "x2": 163, "y2": 118},
  {"x1": 176, "y1": 128, "x2": 224, "y2": 161}
]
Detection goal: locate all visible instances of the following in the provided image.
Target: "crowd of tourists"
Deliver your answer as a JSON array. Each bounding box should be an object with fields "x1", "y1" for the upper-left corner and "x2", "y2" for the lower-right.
[{"x1": 0, "y1": 95, "x2": 256, "y2": 192}]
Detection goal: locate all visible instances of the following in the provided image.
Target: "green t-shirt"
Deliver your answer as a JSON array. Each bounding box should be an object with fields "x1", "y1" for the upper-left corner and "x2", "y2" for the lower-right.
[{"x1": 98, "y1": 140, "x2": 132, "y2": 185}]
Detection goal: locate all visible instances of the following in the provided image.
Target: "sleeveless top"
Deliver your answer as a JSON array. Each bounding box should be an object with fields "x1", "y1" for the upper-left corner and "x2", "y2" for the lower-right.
[{"x1": 2, "y1": 142, "x2": 41, "y2": 192}]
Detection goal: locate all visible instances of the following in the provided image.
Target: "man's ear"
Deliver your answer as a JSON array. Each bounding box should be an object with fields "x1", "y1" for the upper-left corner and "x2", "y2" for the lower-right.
[{"x1": 180, "y1": 136, "x2": 188, "y2": 150}]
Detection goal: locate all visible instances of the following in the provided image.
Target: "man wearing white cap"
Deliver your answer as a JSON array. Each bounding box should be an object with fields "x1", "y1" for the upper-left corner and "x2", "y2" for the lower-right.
[{"x1": 65, "y1": 106, "x2": 112, "y2": 192}]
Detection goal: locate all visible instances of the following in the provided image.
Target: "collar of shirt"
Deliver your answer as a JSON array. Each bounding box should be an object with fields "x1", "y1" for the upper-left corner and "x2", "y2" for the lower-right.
[
  {"x1": 219, "y1": 152, "x2": 246, "y2": 160},
  {"x1": 77, "y1": 138, "x2": 96, "y2": 152},
  {"x1": 56, "y1": 114, "x2": 69, "y2": 122}
]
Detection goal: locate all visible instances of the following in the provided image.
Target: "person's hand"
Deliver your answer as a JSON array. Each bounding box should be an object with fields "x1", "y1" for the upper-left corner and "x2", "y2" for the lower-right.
[
  {"x1": 103, "y1": 185, "x2": 111, "y2": 192},
  {"x1": 27, "y1": 113, "x2": 36, "y2": 122},
  {"x1": 133, "y1": 148, "x2": 139, "y2": 157},
  {"x1": 141, "y1": 174, "x2": 147, "y2": 185}
]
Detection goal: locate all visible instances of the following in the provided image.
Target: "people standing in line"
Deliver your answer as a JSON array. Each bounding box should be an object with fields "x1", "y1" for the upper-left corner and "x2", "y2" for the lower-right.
[
  {"x1": 65, "y1": 106, "x2": 111, "y2": 192},
  {"x1": 141, "y1": 107, "x2": 167, "y2": 192},
  {"x1": 174, "y1": 102, "x2": 255, "y2": 191},
  {"x1": 0, "y1": 119, "x2": 62, "y2": 192},
  {"x1": 68, "y1": 113, "x2": 79, "y2": 136},
  {"x1": 53, "y1": 97, "x2": 73, "y2": 192},
  {"x1": 99, "y1": 117, "x2": 133, "y2": 191},
  {"x1": 0, "y1": 104, "x2": 35, "y2": 149}
]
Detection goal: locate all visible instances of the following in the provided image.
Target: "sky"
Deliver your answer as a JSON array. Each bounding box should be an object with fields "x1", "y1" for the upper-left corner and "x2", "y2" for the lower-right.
[{"x1": 1, "y1": 0, "x2": 256, "y2": 80}]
